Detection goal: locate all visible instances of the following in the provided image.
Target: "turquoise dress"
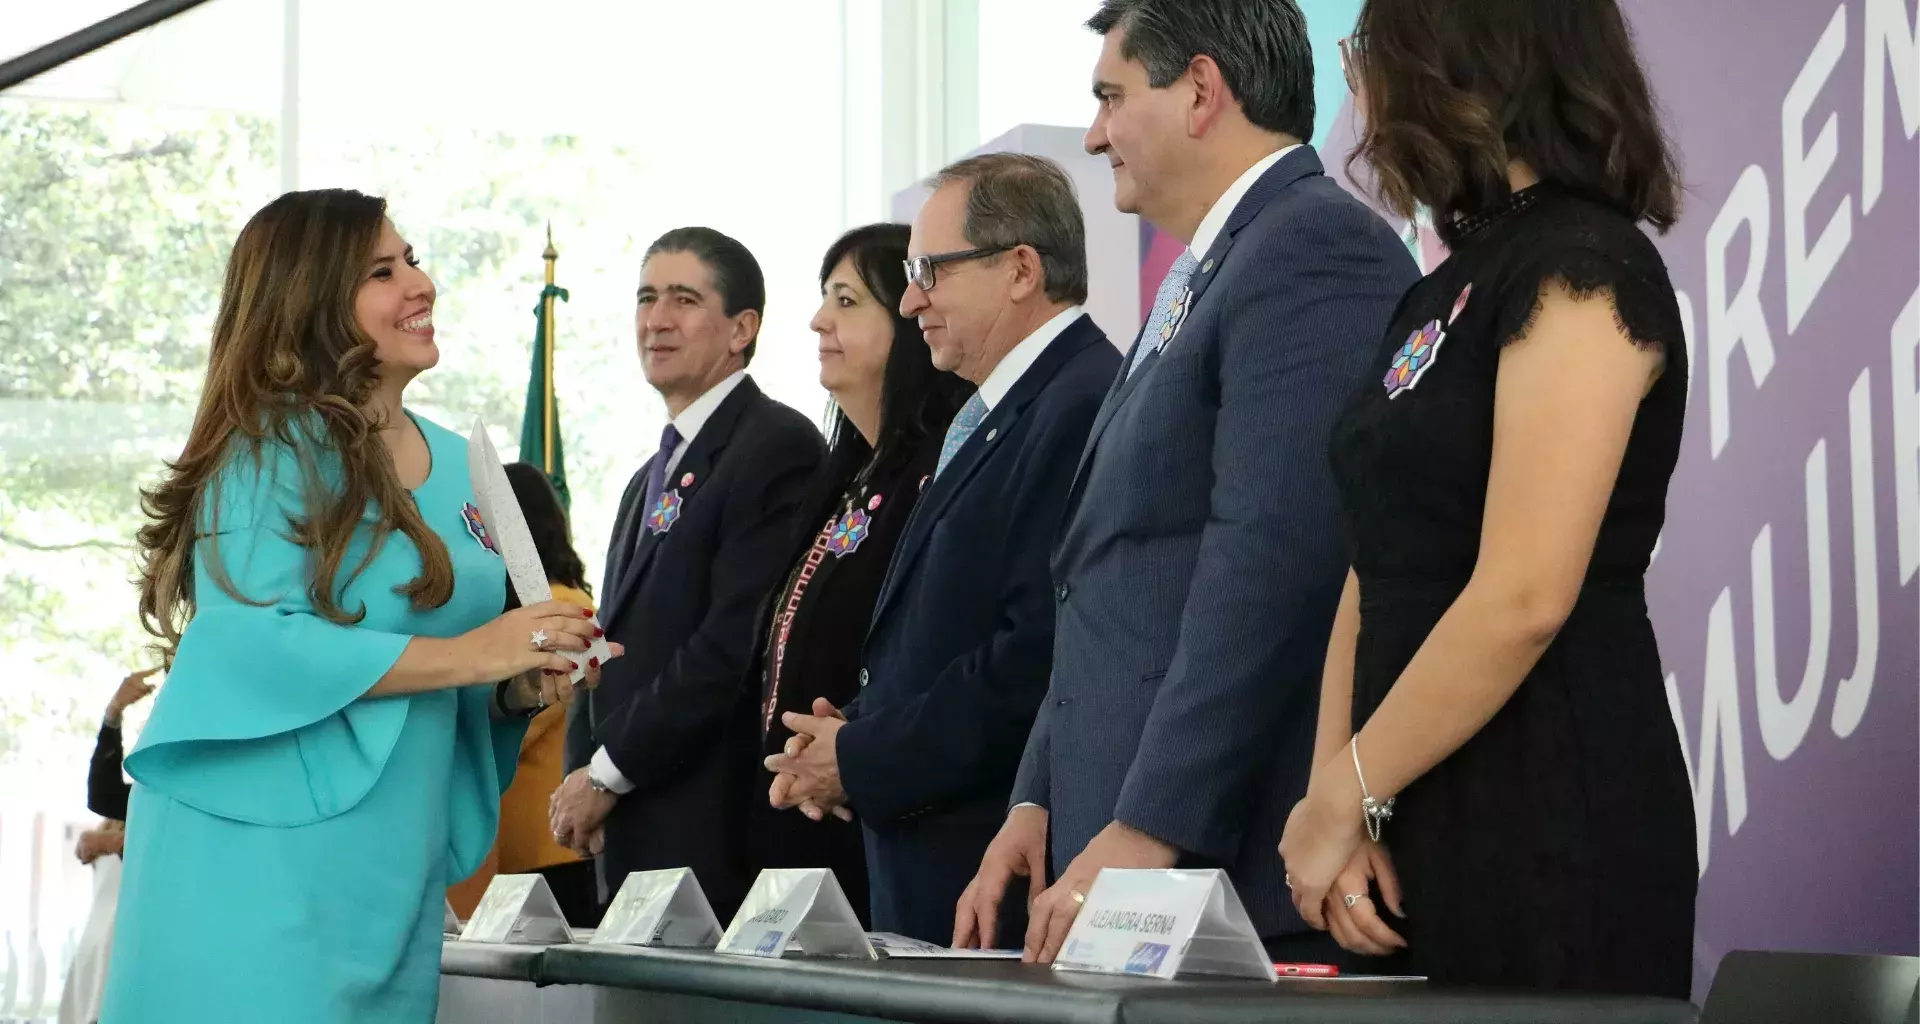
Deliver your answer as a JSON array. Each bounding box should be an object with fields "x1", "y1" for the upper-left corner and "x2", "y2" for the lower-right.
[{"x1": 101, "y1": 413, "x2": 529, "y2": 1023}]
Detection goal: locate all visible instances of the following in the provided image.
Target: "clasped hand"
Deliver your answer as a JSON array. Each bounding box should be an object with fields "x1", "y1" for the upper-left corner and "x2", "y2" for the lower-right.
[
  {"x1": 763, "y1": 698, "x2": 852, "y2": 822},
  {"x1": 1277, "y1": 766, "x2": 1409, "y2": 956}
]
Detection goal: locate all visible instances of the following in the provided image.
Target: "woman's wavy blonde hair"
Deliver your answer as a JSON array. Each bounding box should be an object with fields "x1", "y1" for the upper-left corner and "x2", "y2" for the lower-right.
[{"x1": 136, "y1": 189, "x2": 453, "y2": 660}]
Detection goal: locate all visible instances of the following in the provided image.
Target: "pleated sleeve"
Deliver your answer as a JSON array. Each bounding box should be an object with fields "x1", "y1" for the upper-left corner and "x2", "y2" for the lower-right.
[{"x1": 125, "y1": 438, "x2": 414, "y2": 827}]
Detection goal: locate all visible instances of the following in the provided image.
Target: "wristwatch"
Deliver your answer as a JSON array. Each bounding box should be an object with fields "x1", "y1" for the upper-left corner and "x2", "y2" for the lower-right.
[{"x1": 587, "y1": 771, "x2": 615, "y2": 795}]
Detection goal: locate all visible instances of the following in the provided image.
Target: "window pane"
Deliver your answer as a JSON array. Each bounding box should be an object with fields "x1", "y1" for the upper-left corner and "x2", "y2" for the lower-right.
[
  {"x1": 0, "y1": 3, "x2": 855, "y2": 1014},
  {"x1": 977, "y1": 0, "x2": 1103, "y2": 141}
]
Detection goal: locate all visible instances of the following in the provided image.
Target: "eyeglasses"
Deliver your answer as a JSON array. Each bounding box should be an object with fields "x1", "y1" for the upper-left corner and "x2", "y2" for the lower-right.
[
  {"x1": 1337, "y1": 32, "x2": 1367, "y2": 95},
  {"x1": 903, "y1": 245, "x2": 1040, "y2": 292}
]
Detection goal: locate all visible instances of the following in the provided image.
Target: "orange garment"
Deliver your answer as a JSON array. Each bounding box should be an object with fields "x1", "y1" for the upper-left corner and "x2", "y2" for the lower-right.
[{"x1": 447, "y1": 583, "x2": 591, "y2": 917}]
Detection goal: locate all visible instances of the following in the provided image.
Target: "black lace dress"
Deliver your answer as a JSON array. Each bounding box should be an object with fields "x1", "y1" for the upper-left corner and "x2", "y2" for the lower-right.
[{"x1": 1329, "y1": 183, "x2": 1697, "y2": 996}]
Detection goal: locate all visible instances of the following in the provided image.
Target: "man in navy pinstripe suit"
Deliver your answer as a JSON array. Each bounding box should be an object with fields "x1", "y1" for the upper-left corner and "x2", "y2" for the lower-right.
[{"x1": 953, "y1": 0, "x2": 1419, "y2": 963}]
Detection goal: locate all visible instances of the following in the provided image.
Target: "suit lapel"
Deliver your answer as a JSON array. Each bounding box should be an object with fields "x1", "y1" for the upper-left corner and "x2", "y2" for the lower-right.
[
  {"x1": 600, "y1": 464, "x2": 652, "y2": 602},
  {"x1": 601, "y1": 378, "x2": 763, "y2": 623},
  {"x1": 870, "y1": 317, "x2": 1099, "y2": 626},
  {"x1": 1070, "y1": 337, "x2": 1142, "y2": 484},
  {"x1": 1058, "y1": 146, "x2": 1327, "y2": 524}
]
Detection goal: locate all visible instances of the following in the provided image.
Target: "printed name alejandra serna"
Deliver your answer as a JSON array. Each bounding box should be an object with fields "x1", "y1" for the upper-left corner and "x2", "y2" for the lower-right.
[{"x1": 1085, "y1": 910, "x2": 1176, "y2": 936}]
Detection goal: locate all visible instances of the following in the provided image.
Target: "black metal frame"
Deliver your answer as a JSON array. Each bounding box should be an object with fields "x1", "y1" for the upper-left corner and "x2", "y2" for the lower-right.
[{"x1": 0, "y1": 0, "x2": 217, "y2": 94}]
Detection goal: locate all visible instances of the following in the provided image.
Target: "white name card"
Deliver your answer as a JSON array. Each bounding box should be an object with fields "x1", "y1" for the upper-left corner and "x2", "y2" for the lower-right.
[
  {"x1": 591, "y1": 868, "x2": 723, "y2": 948},
  {"x1": 1052, "y1": 868, "x2": 1275, "y2": 981},
  {"x1": 456, "y1": 873, "x2": 575, "y2": 946},
  {"x1": 716, "y1": 869, "x2": 875, "y2": 961},
  {"x1": 467, "y1": 420, "x2": 614, "y2": 683},
  {"x1": 443, "y1": 898, "x2": 461, "y2": 935}
]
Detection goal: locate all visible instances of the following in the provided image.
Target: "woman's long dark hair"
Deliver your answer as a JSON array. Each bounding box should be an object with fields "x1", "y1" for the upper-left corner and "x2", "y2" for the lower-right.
[
  {"x1": 503, "y1": 462, "x2": 590, "y2": 596},
  {"x1": 799, "y1": 224, "x2": 971, "y2": 535},
  {"x1": 1348, "y1": 0, "x2": 1681, "y2": 233}
]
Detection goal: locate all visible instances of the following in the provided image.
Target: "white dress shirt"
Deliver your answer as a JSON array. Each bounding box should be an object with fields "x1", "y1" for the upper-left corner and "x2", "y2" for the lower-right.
[
  {"x1": 978, "y1": 305, "x2": 1086, "y2": 411},
  {"x1": 589, "y1": 368, "x2": 749, "y2": 795},
  {"x1": 1188, "y1": 144, "x2": 1300, "y2": 264}
]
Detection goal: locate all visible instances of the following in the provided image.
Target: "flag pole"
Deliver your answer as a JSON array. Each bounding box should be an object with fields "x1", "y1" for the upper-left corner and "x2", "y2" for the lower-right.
[{"x1": 541, "y1": 224, "x2": 558, "y2": 474}]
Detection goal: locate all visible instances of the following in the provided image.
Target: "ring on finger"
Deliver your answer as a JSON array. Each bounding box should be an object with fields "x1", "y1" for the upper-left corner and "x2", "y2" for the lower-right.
[{"x1": 1342, "y1": 892, "x2": 1368, "y2": 908}]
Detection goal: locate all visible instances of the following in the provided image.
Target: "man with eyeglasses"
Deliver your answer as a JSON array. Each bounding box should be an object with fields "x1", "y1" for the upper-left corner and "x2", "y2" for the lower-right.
[{"x1": 763, "y1": 152, "x2": 1118, "y2": 945}]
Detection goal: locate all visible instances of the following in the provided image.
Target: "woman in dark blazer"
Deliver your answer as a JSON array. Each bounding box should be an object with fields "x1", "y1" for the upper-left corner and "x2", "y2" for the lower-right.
[{"x1": 741, "y1": 224, "x2": 971, "y2": 922}]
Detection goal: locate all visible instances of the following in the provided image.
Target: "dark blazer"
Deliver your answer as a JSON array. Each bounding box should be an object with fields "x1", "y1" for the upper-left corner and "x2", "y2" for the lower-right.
[
  {"x1": 1013, "y1": 147, "x2": 1420, "y2": 940},
  {"x1": 837, "y1": 314, "x2": 1119, "y2": 944},
  {"x1": 566, "y1": 376, "x2": 824, "y2": 921},
  {"x1": 739, "y1": 433, "x2": 945, "y2": 926},
  {"x1": 89, "y1": 722, "x2": 130, "y2": 820}
]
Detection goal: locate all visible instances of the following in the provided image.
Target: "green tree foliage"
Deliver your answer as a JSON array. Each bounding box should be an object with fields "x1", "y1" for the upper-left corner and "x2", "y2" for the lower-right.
[{"x1": 0, "y1": 101, "x2": 646, "y2": 773}]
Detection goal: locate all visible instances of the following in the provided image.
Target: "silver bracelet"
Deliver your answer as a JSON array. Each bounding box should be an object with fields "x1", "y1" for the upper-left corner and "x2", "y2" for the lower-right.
[{"x1": 1350, "y1": 736, "x2": 1395, "y2": 842}]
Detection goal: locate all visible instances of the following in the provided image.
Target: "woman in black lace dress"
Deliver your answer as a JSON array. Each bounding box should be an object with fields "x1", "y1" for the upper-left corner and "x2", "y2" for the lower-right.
[{"x1": 1278, "y1": 0, "x2": 1696, "y2": 997}]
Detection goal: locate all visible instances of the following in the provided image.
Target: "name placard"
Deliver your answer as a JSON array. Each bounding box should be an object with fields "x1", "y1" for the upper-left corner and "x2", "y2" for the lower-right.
[
  {"x1": 443, "y1": 898, "x2": 461, "y2": 936},
  {"x1": 591, "y1": 867, "x2": 723, "y2": 948},
  {"x1": 456, "y1": 873, "x2": 574, "y2": 946},
  {"x1": 1052, "y1": 868, "x2": 1274, "y2": 981},
  {"x1": 467, "y1": 420, "x2": 613, "y2": 682},
  {"x1": 716, "y1": 869, "x2": 874, "y2": 961}
]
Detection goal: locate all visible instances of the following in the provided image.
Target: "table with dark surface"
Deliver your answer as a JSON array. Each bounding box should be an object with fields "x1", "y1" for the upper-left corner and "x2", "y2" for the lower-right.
[{"x1": 439, "y1": 941, "x2": 1699, "y2": 1024}]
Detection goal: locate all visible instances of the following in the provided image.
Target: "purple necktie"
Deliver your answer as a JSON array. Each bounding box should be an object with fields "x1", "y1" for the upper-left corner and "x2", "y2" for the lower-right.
[{"x1": 637, "y1": 423, "x2": 682, "y2": 548}]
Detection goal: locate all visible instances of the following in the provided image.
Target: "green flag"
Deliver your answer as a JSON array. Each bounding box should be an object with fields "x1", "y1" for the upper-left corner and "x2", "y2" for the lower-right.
[{"x1": 518, "y1": 282, "x2": 570, "y2": 510}]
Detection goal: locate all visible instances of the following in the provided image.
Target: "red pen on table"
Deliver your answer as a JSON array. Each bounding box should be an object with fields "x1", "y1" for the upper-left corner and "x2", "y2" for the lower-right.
[{"x1": 1273, "y1": 962, "x2": 1340, "y2": 978}]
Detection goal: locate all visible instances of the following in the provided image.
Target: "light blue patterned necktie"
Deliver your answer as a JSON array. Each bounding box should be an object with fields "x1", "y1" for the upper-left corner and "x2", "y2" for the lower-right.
[
  {"x1": 1127, "y1": 249, "x2": 1201, "y2": 378},
  {"x1": 934, "y1": 393, "x2": 988, "y2": 478}
]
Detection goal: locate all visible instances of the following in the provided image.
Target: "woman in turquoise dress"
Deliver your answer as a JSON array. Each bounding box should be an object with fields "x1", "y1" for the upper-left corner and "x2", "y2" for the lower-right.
[{"x1": 102, "y1": 188, "x2": 619, "y2": 1023}]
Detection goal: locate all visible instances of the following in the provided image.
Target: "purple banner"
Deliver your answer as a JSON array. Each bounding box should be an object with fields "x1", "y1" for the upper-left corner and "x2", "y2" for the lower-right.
[
  {"x1": 1624, "y1": 0, "x2": 1918, "y2": 996},
  {"x1": 1151, "y1": 0, "x2": 1920, "y2": 998}
]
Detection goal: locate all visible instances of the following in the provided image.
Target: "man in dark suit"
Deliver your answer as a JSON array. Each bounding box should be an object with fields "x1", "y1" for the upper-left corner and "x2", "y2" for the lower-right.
[
  {"x1": 550, "y1": 227, "x2": 824, "y2": 922},
  {"x1": 765, "y1": 153, "x2": 1120, "y2": 945},
  {"x1": 955, "y1": 0, "x2": 1420, "y2": 962}
]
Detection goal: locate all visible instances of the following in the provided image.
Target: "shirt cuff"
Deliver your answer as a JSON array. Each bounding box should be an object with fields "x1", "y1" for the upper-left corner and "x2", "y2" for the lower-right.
[{"x1": 589, "y1": 747, "x2": 636, "y2": 795}]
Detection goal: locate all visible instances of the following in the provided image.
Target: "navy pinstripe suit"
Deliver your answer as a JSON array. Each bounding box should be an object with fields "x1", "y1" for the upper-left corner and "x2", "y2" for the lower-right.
[{"x1": 1011, "y1": 146, "x2": 1420, "y2": 942}]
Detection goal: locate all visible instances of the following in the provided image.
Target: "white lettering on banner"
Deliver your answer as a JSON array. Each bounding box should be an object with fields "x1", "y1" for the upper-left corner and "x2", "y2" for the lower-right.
[
  {"x1": 1693, "y1": 589, "x2": 1750, "y2": 874},
  {"x1": 1679, "y1": 355, "x2": 1908, "y2": 871},
  {"x1": 1784, "y1": 5, "x2": 1853, "y2": 333},
  {"x1": 1706, "y1": 165, "x2": 1777, "y2": 458},
  {"x1": 1893, "y1": 286, "x2": 1920, "y2": 583},
  {"x1": 1862, "y1": 0, "x2": 1919, "y2": 213},
  {"x1": 1832, "y1": 370, "x2": 1882, "y2": 738},
  {"x1": 1665, "y1": 672, "x2": 1691, "y2": 785},
  {"x1": 1665, "y1": 0, "x2": 1919, "y2": 886},
  {"x1": 1751, "y1": 442, "x2": 1833, "y2": 761}
]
